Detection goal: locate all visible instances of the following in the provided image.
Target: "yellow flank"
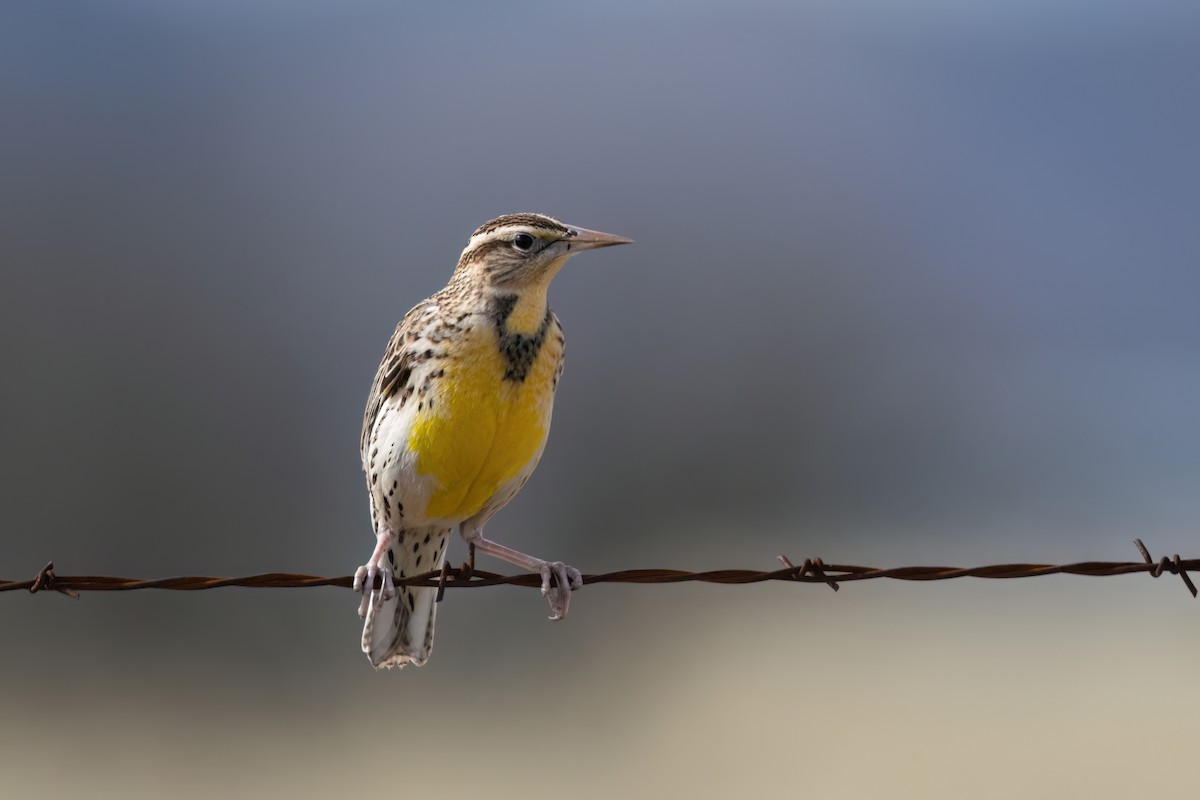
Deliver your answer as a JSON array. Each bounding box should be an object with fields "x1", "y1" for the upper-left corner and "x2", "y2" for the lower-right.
[{"x1": 408, "y1": 323, "x2": 558, "y2": 521}]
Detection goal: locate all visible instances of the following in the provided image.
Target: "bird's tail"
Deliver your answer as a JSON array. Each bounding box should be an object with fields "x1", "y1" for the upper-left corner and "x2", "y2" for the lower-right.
[{"x1": 361, "y1": 526, "x2": 452, "y2": 669}]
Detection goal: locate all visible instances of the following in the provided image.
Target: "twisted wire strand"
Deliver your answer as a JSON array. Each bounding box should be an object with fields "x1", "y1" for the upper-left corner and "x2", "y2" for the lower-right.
[{"x1": 2, "y1": 540, "x2": 1195, "y2": 599}]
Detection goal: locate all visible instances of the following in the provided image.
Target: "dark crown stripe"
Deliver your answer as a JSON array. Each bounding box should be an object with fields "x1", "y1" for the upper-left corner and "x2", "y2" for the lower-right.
[{"x1": 472, "y1": 213, "x2": 570, "y2": 238}]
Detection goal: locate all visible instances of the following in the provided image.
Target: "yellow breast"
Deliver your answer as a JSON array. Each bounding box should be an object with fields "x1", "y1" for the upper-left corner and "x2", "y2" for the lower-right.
[{"x1": 407, "y1": 326, "x2": 560, "y2": 522}]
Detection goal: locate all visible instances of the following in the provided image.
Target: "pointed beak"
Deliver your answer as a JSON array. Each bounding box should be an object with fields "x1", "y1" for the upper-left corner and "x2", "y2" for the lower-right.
[{"x1": 562, "y1": 225, "x2": 634, "y2": 251}]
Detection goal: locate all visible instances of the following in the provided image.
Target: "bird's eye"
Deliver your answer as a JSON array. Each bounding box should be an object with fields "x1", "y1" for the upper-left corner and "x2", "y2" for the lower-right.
[{"x1": 513, "y1": 233, "x2": 535, "y2": 252}]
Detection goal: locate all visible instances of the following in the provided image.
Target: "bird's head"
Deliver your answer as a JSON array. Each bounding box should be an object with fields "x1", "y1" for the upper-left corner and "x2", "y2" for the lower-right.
[{"x1": 455, "y1": 213, "x2": 632, "y2": 289}]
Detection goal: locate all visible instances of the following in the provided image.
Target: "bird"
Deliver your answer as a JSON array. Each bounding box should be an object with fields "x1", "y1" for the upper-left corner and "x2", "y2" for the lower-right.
[{"x1": 355, "y1": 212, "x2": 632, "y2": 668}]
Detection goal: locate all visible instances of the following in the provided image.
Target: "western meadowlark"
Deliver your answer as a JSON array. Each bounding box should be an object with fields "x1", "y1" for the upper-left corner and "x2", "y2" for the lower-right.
[{"x1": 355, "y1": 212, "x2": 631, "y2": 668}]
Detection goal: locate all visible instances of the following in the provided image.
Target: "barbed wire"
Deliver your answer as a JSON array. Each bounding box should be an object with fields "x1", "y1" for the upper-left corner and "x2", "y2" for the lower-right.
[{"x1": 2, "y1": 540, "x2": 1195, "y2": 602}]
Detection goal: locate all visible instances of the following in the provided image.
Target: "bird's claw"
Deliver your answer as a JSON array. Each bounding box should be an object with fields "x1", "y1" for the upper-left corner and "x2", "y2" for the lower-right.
[
  {"x1": 353, "y1": 563, "x2": 395, "y2": 619},
  {"x1": 539, "y1": 561, "x2": 583, "y2": 621}
]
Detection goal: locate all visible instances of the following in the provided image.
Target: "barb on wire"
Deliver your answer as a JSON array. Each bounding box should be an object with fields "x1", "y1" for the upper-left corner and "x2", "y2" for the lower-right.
[
  {"x1": 1, "y1": 540, "x2": 1196, "y2": 602},
  {"x1": 1133, "y1": 538, "x2": 1198, "y2": 597},
  {"x1": 777, "y1": 554, "x2": 840, "y2": 592},
  {"x1": 26, "y1": 561, "x2": 80, "y2": 599}
]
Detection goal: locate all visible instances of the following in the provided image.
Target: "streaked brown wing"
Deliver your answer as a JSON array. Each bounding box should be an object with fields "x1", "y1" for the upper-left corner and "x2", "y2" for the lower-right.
[{"x1": 359, "y1": 300, "x2": 433, "y2": 461}]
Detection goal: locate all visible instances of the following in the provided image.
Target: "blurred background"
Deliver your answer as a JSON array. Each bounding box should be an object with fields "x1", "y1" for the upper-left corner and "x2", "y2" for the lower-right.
[{"x1": 2, "y1": 1, "x2": 1199, "y2": 796}]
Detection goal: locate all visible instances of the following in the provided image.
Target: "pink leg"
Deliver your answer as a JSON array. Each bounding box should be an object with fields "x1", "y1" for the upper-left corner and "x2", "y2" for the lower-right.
[{"x1": 461, "y1": 520, "x2": 582, "y2": 621}]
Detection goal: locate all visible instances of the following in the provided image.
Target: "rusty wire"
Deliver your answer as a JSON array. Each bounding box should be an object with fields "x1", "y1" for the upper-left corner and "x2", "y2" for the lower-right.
[{"x1": 1, "y1": 539, "x2": 1196, "y2": 601}]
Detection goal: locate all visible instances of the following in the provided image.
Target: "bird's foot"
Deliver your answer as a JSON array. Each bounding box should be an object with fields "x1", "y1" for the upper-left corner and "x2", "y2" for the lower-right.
[
  {"x1": 354, "y1": 528, "x2": 398, "y2": 618},
  {"x1": 539, "y1": 561, "x2": 583, "y2": 621},
  {"x1": 353, "y1": 561, "x2": 395, "y2": 619}
]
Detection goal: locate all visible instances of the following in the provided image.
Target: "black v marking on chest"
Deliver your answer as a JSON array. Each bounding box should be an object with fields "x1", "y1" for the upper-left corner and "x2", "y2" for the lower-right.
[{"x1": 490, "y1": 294, "x2": 553, "y2": 382}]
